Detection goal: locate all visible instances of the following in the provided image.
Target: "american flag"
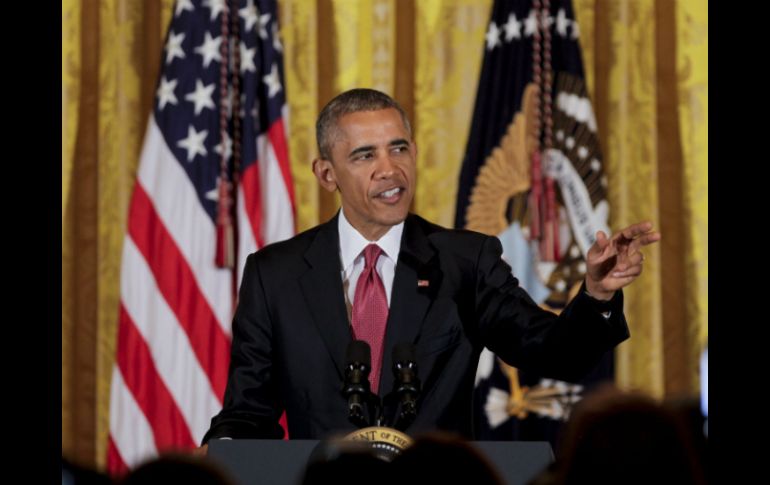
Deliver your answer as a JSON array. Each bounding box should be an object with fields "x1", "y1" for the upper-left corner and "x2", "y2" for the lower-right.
[{"x1": 107, "y1": 0, "x2": 295, "y2": 473}]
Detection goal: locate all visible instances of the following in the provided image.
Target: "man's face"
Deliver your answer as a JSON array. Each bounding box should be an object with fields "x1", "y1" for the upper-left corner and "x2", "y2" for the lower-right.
[{"x1": 314, "y1": 108, "x2": 416, "y2": 240}]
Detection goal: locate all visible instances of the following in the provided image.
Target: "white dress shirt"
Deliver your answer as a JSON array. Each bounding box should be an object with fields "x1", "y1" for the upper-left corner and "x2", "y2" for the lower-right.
[{"x1": 338, "y1": 208, "x2": 403, "y2": 323}]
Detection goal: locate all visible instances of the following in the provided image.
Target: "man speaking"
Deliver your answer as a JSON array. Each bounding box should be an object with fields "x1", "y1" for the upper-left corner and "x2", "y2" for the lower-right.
[{"x1": 201, "y1": 88, "x2": 660, "y2": 444}]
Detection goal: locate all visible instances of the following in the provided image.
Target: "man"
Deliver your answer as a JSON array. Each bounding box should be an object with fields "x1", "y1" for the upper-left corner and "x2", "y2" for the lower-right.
[{"x1": 201, "y1": 88, "x2": 659, "y2": 445}]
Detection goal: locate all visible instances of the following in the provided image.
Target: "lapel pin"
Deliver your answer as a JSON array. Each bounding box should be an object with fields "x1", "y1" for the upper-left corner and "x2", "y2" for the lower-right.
[{"x1": 417, "y1": 279, "x2": 430, "y2": 287}]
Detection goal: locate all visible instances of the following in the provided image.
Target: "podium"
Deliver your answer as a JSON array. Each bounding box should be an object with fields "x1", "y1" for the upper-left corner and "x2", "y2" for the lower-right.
[{"x1": 208, "y1": 439, "x2": 553, "y2": 485}]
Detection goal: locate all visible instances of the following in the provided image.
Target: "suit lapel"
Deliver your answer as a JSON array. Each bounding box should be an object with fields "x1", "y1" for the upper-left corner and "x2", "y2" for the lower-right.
[
  {"x1": 298, "y1": 214, "x2": 350, "y2": 379},
  {"x1": 379, "y1": 214, "x2": 440, "y2": 394}
]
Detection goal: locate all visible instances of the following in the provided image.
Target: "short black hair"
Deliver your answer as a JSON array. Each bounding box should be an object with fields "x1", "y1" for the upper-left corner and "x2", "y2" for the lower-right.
[{"x1": 315, "y1": 88, "x2": 411, "y2": 160}]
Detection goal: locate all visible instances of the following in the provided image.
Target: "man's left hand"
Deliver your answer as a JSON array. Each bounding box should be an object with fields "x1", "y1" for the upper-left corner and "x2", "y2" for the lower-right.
[{"x1": 584, "y1": 221, "x2": 661, "y2": 300}]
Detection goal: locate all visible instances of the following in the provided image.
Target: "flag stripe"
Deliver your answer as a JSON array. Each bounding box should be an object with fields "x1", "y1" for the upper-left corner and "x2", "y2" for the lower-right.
[
  {"x1": 108, "y1": 367, "x2": 159, "y2": 468},
  {"x1": 137, "y1": 120, "x2": 234, "y2": 335},
  {"x1": 260, "y1": 133, "x2": 296, "y2": 244},
  {"x1": 121, "y1": 237, "x2": 224, "y2": 442},
  {"x1": 236, "y1": 183, "x2": 259, "y2": 289},
  {"x1": 127, "y1": 183, "x2": 230, "y2": 398},
  {"x1": 240, "y1": 159, "x2": 264, "y2": 249},
  {"x1": 106, "y1": 436, "x2": 129, "y2": 477},
  {"x1": 236, "y1": 130, "x2": 295, "y2": 293},
  {"x1": 267, "y1": 119, "x2": 296, "y2": 216},
  {"x1": 116, "y1": 303, "x2": 197, "y2": 449}
]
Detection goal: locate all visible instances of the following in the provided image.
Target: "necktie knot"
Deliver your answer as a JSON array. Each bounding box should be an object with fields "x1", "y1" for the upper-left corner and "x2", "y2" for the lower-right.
[{"x1": 363, "y1": 244, "x2": 383, "y2": 269}]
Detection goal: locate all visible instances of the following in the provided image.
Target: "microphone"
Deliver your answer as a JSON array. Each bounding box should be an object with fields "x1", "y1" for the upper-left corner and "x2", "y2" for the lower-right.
[
  {"x1": 342, "y1": 340, "x2": 372, "y2": 428},
  {"x1": 391, "y1": 343, "x2": 420, "y2": 430}
]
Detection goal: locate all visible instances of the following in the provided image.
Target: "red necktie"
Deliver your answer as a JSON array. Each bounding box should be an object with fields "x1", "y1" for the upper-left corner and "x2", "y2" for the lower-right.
[{"x1": 351, "y1": 244, "x2": 389, "y2": 394}]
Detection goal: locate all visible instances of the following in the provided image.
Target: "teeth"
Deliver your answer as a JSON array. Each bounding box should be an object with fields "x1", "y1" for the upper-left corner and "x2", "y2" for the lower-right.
[{"x1": 380, "y1": 187, "x2": 400, "y2": 198}]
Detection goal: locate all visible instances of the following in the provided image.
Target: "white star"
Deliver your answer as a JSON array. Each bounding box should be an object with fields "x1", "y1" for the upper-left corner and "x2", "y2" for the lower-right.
[
  {"x1": 565, "y1": 136, "x2": 575, "y2": 149},
  {"x1": 185, "y1": 79, "x2": 216, "y2": 115},
  {"x1": 205, "y1": 183, "x2": 219, "y2": 201},
  {"x1": 556, "y1": 130, "x2": 565, "y2": 141},
  {"x1": 214, "y1": 131, "x2": 232, "y2": 161},
  {"x1": 258, "y1": 11, "x2": 272, "y2": 39},
  {"x1": 571, "y1": 20, "x2": 581, "y2": 39},
  {"x1": 263, "y1": 63, "x2": 282, "y2": 98},
  {"x1": 206, "y1": 177, "x2": 230, "y2": 202},
  {"x1": 524, "y1": 10, "x2": 539, "y2": 37},
  {"x1": 556, "y1": 9, "x2": 570, "y2": 38},
  {"x1": 202, "y1": 0, "x2": 227, "y2": 21},
  {"x1": 272, "y1": 22, "x2": 283, "y2": 52},
  {"x1": 485, "y1": 22, "x2": 501, "y2": 50},
  {"x1": 207, "y1": 178, "x2": 234, "y2": 203},
  {"x1": 591, "y1": 159, "x2": 601, "y2": 172},
  {"x1": 240, "y1": 42, "x2": 257, "y2": 73},
  {"x1": 177, "y1": 125, "x2": 208, "y2": 162},
  {"x1": 175, "y1": 0, "x2": 193, "y2": 17},
  {"x1": 239, "y1": 0, "x2": 259, "y2": 32},
  {"x1": 577, "y1": 146, "x2": 589, "y2": 159},
  {"x1": 156, "y1": 76, "x2": 178, "y2": 110},
  {"x1": 165, "y1": 31, "x2": 186, "y2": 65},
  {"x1": 194, "y1": 32, "x2": 222, "y2": 68},
  {"x1": 503, "y1": 13, "x2": 522, "y2": 41}
]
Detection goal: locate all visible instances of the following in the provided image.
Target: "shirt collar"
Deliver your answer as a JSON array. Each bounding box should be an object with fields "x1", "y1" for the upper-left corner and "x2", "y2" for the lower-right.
[{"x1": 338, "y1": 208, "x2": 403, "y2": 272}]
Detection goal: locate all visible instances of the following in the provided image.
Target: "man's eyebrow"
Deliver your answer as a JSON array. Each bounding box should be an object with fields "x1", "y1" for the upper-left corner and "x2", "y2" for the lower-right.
[
  {"x1": 348, "y1": 145, "x2": 376, "y2": 158},
  {"x1": 348, "y1": 139, "x2": 410, "y2": 158}
]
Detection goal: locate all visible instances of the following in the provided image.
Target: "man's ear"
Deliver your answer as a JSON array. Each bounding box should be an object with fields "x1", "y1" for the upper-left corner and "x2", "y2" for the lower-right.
[{"x1": 312, "y1": 158, "x2": 338, "y2": 193}]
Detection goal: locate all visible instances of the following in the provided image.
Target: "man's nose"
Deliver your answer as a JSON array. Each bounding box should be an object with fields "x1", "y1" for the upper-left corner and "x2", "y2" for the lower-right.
[{"x1": 374, "y1": 152, "x2": 396, "y2": 179}]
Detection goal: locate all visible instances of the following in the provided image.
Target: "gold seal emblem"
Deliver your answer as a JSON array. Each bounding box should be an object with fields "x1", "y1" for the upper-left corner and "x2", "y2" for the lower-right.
[{"x1": 342, "y1": 426, "x2": 413, "y2": 462}]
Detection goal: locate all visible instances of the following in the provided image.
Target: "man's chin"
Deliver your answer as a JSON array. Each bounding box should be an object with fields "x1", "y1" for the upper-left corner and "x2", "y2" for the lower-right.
[{"x1": 367, "y1": 213, "x2": 407, "y2": 232}]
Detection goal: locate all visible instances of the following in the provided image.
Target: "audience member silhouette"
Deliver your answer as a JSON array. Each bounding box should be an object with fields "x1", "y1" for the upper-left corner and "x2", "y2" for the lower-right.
[
  {"x1": 391, "y1": 432, "x2": 504, "y2": 485},
  {"x1": 530, "y1": 385, "x2": 706, "y2": 485},
  {"x1": 119, "y1": 453, "x2": 235, "y2": 485}
]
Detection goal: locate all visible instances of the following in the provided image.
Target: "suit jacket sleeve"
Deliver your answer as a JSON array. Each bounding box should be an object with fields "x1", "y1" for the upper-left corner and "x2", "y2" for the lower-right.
[
  {"x1": 475, "y1": 235, "x2": 629, "y2": 382},
  {"x1": 202, "y1": 253, "x2": 285, "y2": 444}
]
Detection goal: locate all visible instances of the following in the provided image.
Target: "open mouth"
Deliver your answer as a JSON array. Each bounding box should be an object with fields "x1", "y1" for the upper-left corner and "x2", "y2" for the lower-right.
[
  {"x1": 379, "y1": 187, "x2": 401, "y2": 198},
  {"x1": 375, "y1": 186, "x2": 404, "y2": 203}
]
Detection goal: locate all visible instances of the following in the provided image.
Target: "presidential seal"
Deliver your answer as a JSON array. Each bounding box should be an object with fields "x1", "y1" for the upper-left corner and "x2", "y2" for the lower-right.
[{"x1": 342, "y1": 426, "x2": 413, "y2": 462}]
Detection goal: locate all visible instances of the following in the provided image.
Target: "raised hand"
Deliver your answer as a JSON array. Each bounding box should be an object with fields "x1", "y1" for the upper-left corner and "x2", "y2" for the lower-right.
[{"x1": 584, "y1": 221, "x2": 661, "y2": 300}]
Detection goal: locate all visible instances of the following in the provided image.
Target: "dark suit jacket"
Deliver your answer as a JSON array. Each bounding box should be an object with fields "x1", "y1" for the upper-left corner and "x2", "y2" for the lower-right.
[{"x1": 203, "y1": 213, "x2": 629, "y2": 442}]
